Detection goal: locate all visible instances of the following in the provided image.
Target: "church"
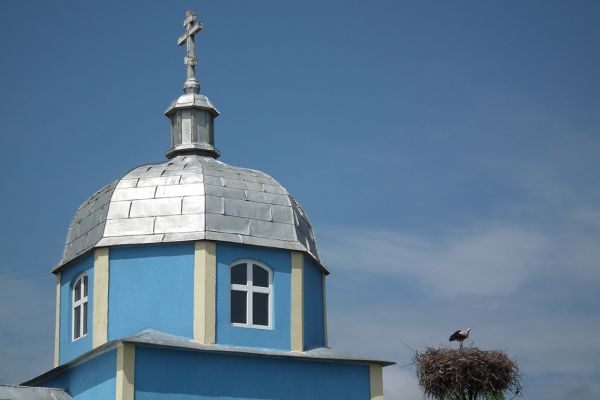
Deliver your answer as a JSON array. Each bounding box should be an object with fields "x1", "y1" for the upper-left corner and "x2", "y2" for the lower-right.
[{"x1": 0, "y1": 10, "x2": 391, "y2": 400}]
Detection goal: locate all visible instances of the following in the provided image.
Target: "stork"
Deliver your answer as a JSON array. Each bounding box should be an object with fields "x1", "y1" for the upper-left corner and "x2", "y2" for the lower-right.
[{"x1": 449, "y1": 328, "x2": 471, "y2": 348}]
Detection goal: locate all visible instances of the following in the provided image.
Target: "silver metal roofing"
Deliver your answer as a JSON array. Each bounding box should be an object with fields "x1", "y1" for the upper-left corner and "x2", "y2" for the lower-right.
[
  {"x1": 56, "y1": 155, "x2": 320, "y2": 271},
  {"x1": 165, "y1": 92, "x2": 218, "y2": 115},
  {"x1": 125, "y1": 329, "x2": 395, "y2": 366},
  {"x1": 25, "y1": 330, "x2": 393, "y2": 386},
  {"x1": 0, "y1": 385, "x2": 71, "y2": 400}
]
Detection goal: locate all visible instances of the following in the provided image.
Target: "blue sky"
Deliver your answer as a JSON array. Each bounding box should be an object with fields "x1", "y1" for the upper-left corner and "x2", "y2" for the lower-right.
[{"x1": 1, "y1": 1, "x2": 599, "y2": 398}]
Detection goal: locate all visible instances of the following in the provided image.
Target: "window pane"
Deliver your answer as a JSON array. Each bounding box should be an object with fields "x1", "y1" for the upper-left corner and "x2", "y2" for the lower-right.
[
  {"x1": 82, "y1": 302, "x2": 88, "y2": 335},
  {"x1": 231, "y1": 264, "x2": 247, "y2": 285},
  {"x1": 253, "y1": 292, "x2": 269, "y2": 326},
  {"x1": 74, "y1": 280, "x2": 81, "y2": 301},
  {"x1": 74, "y1": 306, "x2": 81, "y2": 339},
  {"x1": 231, "y1": 290, "x2": 247, "y2": 324},
  {"x1": 83, "y1": 275, "x2": 88, "y2": 297},
  {"x1": 253, "y1": 265, "x2": 269, "y2": 287}
]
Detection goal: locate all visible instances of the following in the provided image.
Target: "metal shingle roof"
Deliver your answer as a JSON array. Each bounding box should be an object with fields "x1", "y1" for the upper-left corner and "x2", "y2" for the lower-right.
[
  {"x1": 55, "y1": 155, "x2": 321, "y2": 271},
  {"x1": 124, "y1": 329, "x2": 395, "y2": 366},
  {"x1": 24, "y1": 329, "x2": 393, "y2": 387},
  {"x1": 0, "y1": 385, "x2": 71, "y2": 400}
]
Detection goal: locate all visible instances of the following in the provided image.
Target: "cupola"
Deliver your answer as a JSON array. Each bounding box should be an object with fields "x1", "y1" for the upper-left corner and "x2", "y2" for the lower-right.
[{"x1": 165, "y1": 10, "x2": 220, "y2": 159}]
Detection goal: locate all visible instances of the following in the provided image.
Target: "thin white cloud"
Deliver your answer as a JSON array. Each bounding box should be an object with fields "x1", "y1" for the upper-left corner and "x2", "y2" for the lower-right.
[
  {"x1": 321, "y1": 224, "x2": 550, "y2": 296},
  {"x1": 320, "y1": 205, "x2": 600, "y2": 399}
]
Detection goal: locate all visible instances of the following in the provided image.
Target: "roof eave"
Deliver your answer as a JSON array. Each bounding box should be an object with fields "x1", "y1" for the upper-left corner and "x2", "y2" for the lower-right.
[{"x1": 24, "y1": 331, "x2": 393, "y2": 386}]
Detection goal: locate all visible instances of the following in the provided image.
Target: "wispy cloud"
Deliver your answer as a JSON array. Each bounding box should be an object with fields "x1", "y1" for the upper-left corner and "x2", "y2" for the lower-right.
[
  {"x1": 321, "y1": 224, "x2": 550, "y2": 296},
  {"x1": 319, "y1": 204, "x2": 600, "y2": 399}
]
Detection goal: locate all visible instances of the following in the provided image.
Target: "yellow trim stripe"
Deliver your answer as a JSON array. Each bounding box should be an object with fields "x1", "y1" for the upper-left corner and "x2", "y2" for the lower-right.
[
  {"x1": 54, "y1": 272, "x2": 61, "y2": 367},
  {"x1": 290, "y1": 251, "x2": 304, "y2": 352},
  {"x1": 370, "y1": 364, "x2": 384, "y2": 400},
  {"x1": 194, "y1": 241, "x2": 216, "y2": 344},
  {"x1": 116, "y1": 343, "x2": 135, "y2": 400},
  {"x1": 93, "y1": 247, "x2": 110, "y2": 348},
  {"x1": 322, "y1": 274, "x2": 328, "y2": 348}
]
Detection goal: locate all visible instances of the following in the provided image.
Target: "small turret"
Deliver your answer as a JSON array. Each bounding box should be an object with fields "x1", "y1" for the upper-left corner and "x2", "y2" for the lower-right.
[{"x1": 165, "y1": 10, "x2": 220, "y2": 159}]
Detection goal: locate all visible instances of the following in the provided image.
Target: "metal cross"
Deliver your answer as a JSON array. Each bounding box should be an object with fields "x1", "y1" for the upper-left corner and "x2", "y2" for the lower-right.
[{"x1": 178, "y1": 10, "x2": 203, "y2": 93}]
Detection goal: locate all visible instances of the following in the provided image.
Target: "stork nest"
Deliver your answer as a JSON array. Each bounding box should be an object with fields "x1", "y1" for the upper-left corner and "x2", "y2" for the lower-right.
[{"x1": 415, "y1": 346, "x2": 522, "y2": 400}]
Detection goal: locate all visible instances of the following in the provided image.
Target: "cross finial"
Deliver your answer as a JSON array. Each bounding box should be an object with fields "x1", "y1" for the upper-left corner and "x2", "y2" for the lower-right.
[{"x1": 178, "y1": 10, "x2": 203, "y2": 94}]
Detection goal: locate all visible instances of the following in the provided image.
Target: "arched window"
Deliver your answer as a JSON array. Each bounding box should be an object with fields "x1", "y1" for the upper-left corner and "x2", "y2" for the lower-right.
[
  {"x1": 72, "y1": 274, "x2": 88, "y2": 340},
  {"x1": 230, "y1": 260, "x2": 272, "y2": 328}
]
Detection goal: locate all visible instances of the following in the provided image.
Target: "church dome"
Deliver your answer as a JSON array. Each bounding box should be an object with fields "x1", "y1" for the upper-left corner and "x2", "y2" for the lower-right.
[
  {"x1": 56, "y1": 155, "x2": 319, "y2": 270},
  {"x1": 55, "y1": 10, "x2": 321, "y2": 272}
]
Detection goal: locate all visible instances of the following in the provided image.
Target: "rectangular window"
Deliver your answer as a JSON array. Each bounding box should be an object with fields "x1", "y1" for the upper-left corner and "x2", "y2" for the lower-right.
[
  {"x1": 231, "y1": 290, "x2": 247, "y2": 324},
  {"x1": 231, "y1": 264, "x2": 247, "y2": 285},
  {"x1": 74, "y1": 281, "x2": 81, "y2": 302},
  {"x1": 74, "y1": 305, "x2": 81, "y2": 339},
  {"x1": 252, "y1": 292, "x2": 269, "y2": 326},
  {"x1": 253, "y1": 264, "x2": 269, "y2": 287},
  {"x1": 82, "y1": 302, "x2": 88, "y2": 336}
]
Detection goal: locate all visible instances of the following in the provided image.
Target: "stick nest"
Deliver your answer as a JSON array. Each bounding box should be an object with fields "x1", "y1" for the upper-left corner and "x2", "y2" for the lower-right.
[{"x1": 415, "y1": 347, "x2": 522, "y2": 400}]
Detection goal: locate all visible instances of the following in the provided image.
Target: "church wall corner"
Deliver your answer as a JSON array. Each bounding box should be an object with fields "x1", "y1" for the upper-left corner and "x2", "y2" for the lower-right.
[
  {"x1": 59, "y1": 253, "x2": 94, "y2": 364},
  {"x1": 369, "y1": 364, "x2": 384, "y2": 400},
  {"x1": 193, "y1": 240, "x2": 216, "y2": 344},
  {"x1": 93, "y1": 247, "x2": 110, "y2": 348},
  {"x1": 290, "y1": 251, "x2": 304, "y2": 352},
  {"x1": 303, "y1": 256, "x2": 326, "y2": 350},
  {"x1": 116, "y1": 343, "x2": 135, "y2": 400},
  {"x1": 54, "y1": 272, "x2": 61, "y2": 367}
]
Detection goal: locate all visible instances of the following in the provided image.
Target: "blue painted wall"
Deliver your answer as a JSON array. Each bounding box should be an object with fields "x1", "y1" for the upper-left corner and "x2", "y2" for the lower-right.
[
  {"x1": 36, "y1": 349, "x2": 116, "y2": 400},
  {"x1": 108, "y1": 243, "x2": 194, "y2": 340},
  {"x1": 303, "y1": 257, "x2": 326, "y2": 349},
  {"x1": 135, "y1": 346, "x2": 370, "y2": 400},
  {"x1": 59, "y1": 253, "x2": 94, "y2": 364},
  {"x1": 216, "y1": 243, "x2": 291, "y2": 350}
]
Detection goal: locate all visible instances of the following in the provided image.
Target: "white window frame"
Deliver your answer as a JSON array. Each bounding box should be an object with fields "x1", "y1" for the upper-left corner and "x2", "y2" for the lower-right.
[
  {"x1": 230, "y1": 260, "x2": 273, "y2": 330},
  {"x1": 72, "y1": 273, "x2": 88, "y2": 341}
]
